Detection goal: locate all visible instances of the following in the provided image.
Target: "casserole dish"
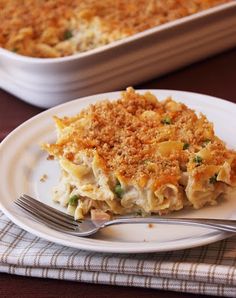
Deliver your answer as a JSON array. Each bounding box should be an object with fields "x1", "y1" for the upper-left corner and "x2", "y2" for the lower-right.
[{"x1": 0, "y1": 1, "x2": 236, "y2": 108}]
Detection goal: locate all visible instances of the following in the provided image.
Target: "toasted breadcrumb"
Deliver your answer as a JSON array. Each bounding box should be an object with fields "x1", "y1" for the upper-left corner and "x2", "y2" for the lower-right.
[
  {"x1": 40, "y1": 174, "x2": 48, "y2": 182},
  {"x1": 43, "y1": 87, "x2": 236, "y2": 188}
]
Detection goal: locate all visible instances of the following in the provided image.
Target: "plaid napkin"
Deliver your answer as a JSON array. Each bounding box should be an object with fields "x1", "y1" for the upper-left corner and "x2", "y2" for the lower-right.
[{"x1": 0, "y1": 211, "x2": 236, "y2": 297}]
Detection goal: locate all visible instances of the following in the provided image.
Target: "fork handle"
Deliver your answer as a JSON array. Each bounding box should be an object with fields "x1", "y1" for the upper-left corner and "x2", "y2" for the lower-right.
[{"x1": 102, "y1": 217, "x2": 236, "y2": 233}]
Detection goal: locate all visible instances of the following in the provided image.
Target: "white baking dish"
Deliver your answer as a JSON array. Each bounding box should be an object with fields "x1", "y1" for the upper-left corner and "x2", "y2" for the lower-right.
[{"x1": 0, "y1": 2, "x2": 236, "y2": 108}]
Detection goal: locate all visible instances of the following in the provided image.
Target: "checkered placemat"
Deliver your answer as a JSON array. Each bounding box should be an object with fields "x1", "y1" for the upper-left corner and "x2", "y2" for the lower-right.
[{"x1": 0, "y1": 211, "x2": 235, "y2": 297}]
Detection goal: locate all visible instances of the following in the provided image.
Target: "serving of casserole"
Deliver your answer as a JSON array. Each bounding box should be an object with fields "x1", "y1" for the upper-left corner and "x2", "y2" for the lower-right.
[{"x1": 43, "y1": 88, "x2": 236, "y2": 220}]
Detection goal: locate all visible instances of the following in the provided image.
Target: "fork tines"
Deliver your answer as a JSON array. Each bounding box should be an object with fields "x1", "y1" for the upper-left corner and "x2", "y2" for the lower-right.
[{"x1": 15, "y1": 194, "x2": 78, "y2": 231}]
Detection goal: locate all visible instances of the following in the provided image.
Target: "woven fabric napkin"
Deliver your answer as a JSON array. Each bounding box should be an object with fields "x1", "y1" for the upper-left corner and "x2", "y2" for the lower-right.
[{"x1": 0, "y1": 211, "x2": 236, "y2": 297}]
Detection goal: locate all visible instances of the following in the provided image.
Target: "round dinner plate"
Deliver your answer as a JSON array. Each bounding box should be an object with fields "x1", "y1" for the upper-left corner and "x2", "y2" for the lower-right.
[{"x1": 0, "y1": 89, "x2": 236, "y2": 253}]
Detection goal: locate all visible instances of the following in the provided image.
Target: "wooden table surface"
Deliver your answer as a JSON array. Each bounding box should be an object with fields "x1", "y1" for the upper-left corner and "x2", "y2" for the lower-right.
[{"x1": 0, "y1": 48, "x2": 236, "y2": 298}]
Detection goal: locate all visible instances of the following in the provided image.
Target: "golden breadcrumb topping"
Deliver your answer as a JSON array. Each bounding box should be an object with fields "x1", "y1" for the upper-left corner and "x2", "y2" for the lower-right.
[
  {"x1": 43, "y1": 87, "x2": 236, "y2": 189},
  {"x1": 0, "y1": 0, "x2": 230, "y2": 58}
]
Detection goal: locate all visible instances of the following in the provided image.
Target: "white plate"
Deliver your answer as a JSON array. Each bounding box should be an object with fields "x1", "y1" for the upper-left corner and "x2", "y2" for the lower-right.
[{"x1": 0, "y1": 90, "x2": 236, "y2": 253}]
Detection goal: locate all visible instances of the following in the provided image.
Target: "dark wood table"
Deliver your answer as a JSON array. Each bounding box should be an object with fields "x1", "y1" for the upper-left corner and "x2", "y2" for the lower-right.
[{"x1": 0, "y1": 48, "x2": 236, "y2": 298}]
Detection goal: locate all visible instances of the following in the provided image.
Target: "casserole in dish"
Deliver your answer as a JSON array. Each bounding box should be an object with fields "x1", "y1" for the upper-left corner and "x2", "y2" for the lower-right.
[
  {"x1": 0, "y1": 1, "x2": 236, "y2": 108},
  {"x1": 0, "y1": 0, "x2": 230, "y2": 58}
]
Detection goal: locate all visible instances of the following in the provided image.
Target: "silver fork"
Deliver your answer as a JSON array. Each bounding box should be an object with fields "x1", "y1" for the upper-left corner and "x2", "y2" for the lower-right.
[{"x1": 14, "y1": 194, "x2": 236, "y2": 237}]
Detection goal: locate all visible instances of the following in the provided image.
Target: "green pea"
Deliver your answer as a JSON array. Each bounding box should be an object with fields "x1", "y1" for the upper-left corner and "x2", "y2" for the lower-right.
[
  {"x1": 114, "y1": 180, "x2": 124, "y2": 199},
  {"x1": 183, "y1": 143, "x2": 189, "y2": 150},
  {"x1": 209, "y1": 173, "x2": 218, "y2": 184},
  {"x1": 193, "y1": 155, "x2": 202, "y2": 165},
  {"x1": 202, "y1": 139, "x2": 211, "y2": 147},
  {"x1": 68, "y1": 195, "x2": 79, "y2": 206},
  {"x1": 64, "y1": 30, "x2": 73, "y2": 40},
  {"x1": 161, "y1": 116, "x2": 172, "y2": 125}
]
